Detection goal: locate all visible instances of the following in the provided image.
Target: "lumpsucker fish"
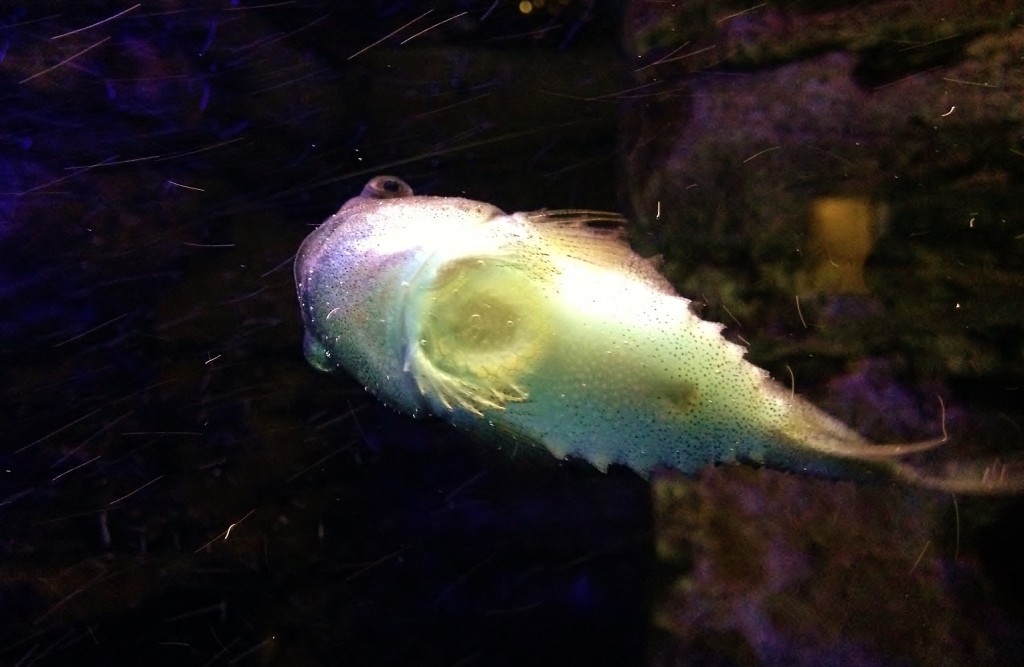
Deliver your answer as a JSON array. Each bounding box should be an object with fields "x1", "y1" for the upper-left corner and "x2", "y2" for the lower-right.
[{"x1": 295, "y1": 175, "x2": 1022, "y2": 494}]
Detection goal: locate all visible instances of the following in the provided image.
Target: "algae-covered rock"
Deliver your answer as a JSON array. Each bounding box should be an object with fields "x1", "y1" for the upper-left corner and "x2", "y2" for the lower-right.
[{"x1": 651, "y1": 466, "x2": 1021, "y2": 665}]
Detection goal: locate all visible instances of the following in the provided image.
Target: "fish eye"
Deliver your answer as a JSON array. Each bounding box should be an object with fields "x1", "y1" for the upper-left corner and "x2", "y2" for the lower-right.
[{"x1": 362, "y1": 175, "x2": 413, "y2": 199}]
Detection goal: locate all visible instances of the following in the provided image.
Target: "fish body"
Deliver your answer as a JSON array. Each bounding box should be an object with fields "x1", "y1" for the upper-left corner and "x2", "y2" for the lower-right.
[{"x1": 295, "y1": 176, "x2": 1018, "y2": 493}]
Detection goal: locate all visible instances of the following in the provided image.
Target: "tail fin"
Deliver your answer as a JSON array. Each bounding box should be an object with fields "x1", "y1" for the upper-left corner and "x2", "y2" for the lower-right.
[{"x1": 891, "y1": 458, "x2": 1024, "y2": 495}]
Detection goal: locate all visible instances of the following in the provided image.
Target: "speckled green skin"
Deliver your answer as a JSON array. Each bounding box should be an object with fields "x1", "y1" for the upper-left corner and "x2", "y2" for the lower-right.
[{"x1": 295, "y1": 177, "x2": 1018, "y2": 492}]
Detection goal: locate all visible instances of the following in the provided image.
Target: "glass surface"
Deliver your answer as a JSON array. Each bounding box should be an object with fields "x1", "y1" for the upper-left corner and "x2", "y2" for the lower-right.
[{"x1": 2, "y1": 2, "x2": 1021, "y2": 665}]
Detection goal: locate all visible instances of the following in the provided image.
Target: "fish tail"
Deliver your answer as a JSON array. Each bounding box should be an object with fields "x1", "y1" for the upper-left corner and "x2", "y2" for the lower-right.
[{"x1": 889, "y1": 458, "x2": 1024, "y2": 495}]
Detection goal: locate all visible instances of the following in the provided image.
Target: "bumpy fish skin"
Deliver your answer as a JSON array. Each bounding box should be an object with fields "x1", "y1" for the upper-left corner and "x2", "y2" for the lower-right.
[{"x1": 295, "y1": 176, "x2": 1018, "y2": 493}]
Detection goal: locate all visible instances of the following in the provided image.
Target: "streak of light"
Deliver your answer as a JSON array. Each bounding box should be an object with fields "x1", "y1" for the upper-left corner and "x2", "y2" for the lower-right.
[
  {"x1": 120, "y1": 431, "x2": 203, "y2": 436},
  {"x1": 64, "y1": 154, "x2": 161, "y2": 168},
  {"x1": 907, "y1": 539, "x2": 931, "y2": 574},
  {"x1": 167, "y1": 180, "x2": 206, "y2": 191},
  {"x1": 231, "y1": 13, "x2": 328, "y2": 54},
  {"x1": 227, "y1": 636, "x2": 277, "y2": 665},
  {"x1": 18, "y1": 36, "x2": 111, "y2": 84},
  {"x1": 942, "y1": 77, "x2": 997, "y2": 88},
  {"x1": 899, "y1": 33, "x2": 963, "y2": 51},
  {"x1": 348, "y1": 9, "x2": 433, "y2": 60},
  {"x1": 259, "y1": 255, "x2": 295, "y2": 278},
  {"x1": 742, "y1": 145, "x2": 781, "y2": 163},
  {"x1": 51, "y1": 4, "x2": 140, "y2": 40},
  {"x1": 53, "y1": 313, "x2": 129, "y2": 347},
  {"x1": 223, "y1": 509, "x2": 256, "y2": 540},
  {"x1": 51, "y1": 454, "x2": 103, "y2": 482},
  {"x1": 60, "y1": 138, "x2": 244, "y2": 171},
  {"x1": 107, "y1": 475, "x2": 164, "y2": 506},
  {"x1": 871, "y1": 66, "x2": 941, "y2": 91},
  {"x1": 635, "y1": 44, "x2": 716, "y2": 71},
  {"x1": 17, "y1": 156, "x2": 119, "y2": 194},
  {"x1": 634, "y1": 41, "x2": 692, "y2": 72},
  {"x1": 343, "y1": 546, "x2": 411, "y2": 582},
  {"x1": 286, "y1": 441, "x2": 357, "y2": 482},
  {"x1": 715, "y1": 3, "x2": 767, "y2": 23},
  {"x1": 51, "y1": 412, "x2": 132, "y2": 468},
  {"x1": 224, "y1": 0, "x2": 299, "y2": 9},
  {"x1": 15, "y1": 409, "x2": 104, "y2": 454},
  {"x1": 265, "y1": 120, "x2": 589, "y2": 204},
  {"x1": 399, "y1": 12, "x2": 468, "y2": 45},
  {"x1": 795, "y1": 295, "x2": 807, "y2": 329},
  {"x1": 193, "y1": 509, "x2": 256, "y2": 553},
  {"x1": 412, "y1": 90, "x2": 496, "y2": 119}
]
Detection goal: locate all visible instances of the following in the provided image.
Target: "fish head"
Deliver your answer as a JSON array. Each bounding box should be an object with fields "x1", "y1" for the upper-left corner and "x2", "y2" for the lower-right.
[{"x1": 294, "y1": 176, "x2": 508, "y2": 416}]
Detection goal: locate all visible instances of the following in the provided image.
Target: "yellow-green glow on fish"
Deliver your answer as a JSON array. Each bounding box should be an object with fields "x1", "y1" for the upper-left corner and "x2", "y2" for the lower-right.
[{"x1": 295, "y1": 176, "x2": 1021, "y2": 494}]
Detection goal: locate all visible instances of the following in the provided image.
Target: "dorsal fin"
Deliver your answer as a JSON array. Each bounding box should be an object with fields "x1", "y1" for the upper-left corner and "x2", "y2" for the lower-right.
[{"x1": 523, "y1": 209, "x2": 678, "y2": 295}]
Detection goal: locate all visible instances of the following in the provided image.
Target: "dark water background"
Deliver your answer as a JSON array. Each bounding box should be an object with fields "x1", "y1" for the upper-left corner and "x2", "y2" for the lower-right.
[{"x1": 2, "y1": 2, "x2": 1022, "y2": 666}]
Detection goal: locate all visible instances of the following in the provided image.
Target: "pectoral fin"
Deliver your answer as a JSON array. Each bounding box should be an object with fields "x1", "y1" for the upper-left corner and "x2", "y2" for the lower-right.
[
  {"x1": 406, "y1": 344, "x2": 527, "y2": 416},
  {"x1": 406, "y1": 255, "x2": 549, "y2": 416}
]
